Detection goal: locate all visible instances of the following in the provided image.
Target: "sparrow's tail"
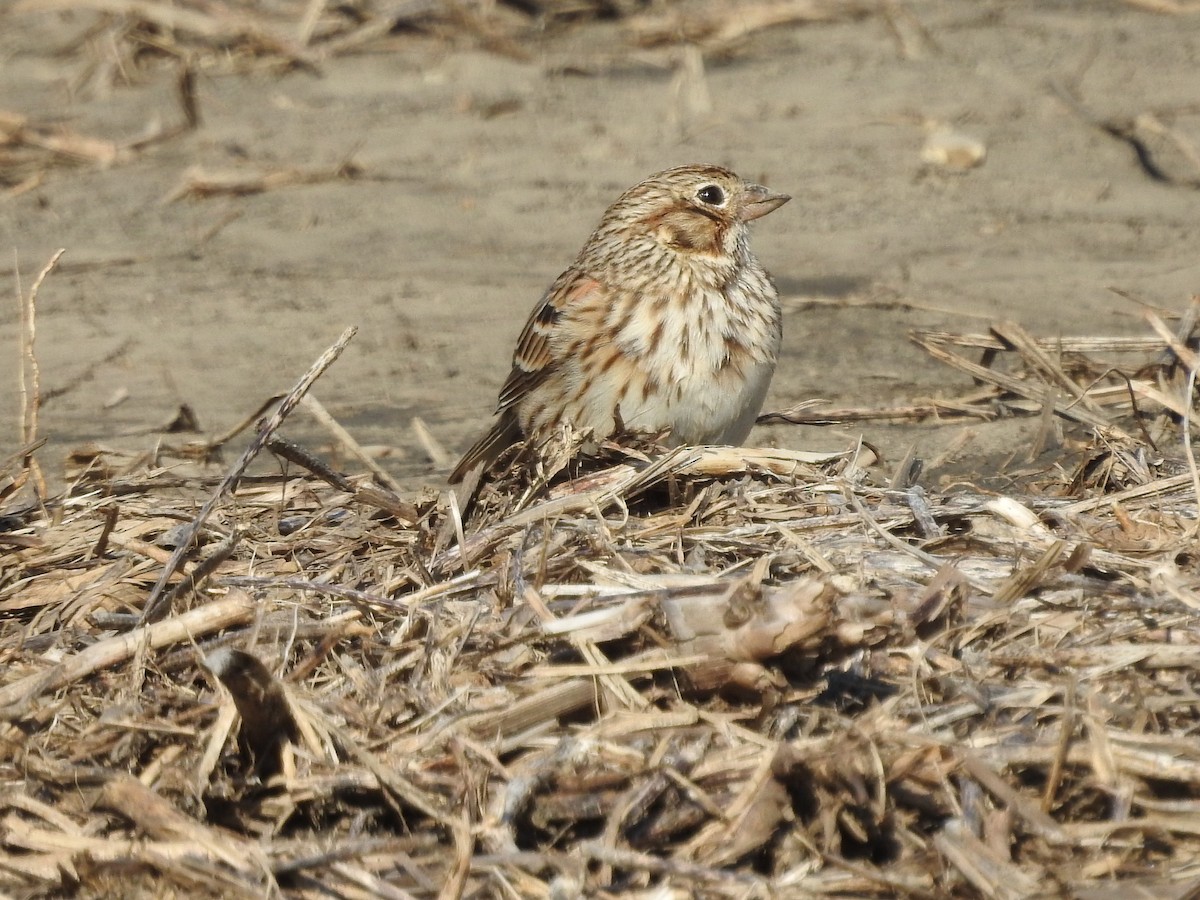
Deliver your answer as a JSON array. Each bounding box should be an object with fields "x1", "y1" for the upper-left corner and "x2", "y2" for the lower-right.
[{"x1": 447, "y1": 411, "x2": 522, "y2": 484}]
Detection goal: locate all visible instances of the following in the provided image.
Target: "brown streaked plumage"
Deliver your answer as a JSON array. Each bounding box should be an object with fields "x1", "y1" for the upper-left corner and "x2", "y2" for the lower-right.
[{"x1": 449, "y1": 164, "x2": 790, "y2": 484}]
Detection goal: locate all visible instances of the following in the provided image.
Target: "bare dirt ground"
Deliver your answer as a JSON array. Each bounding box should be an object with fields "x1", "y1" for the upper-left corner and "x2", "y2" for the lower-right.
[{"x1": 2, "y1": 0, "x2": 1199, "y2": 490}]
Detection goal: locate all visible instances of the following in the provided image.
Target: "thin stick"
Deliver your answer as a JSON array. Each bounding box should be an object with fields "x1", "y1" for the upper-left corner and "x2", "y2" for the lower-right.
[
  {"x1": 141, "y1": 326, "x2": 357, "y2": 623},
  {"x1": 1055, "y1": 472, "x2": 1195, "y2": 516},
  {"x1": 991, "y1": 540, "x2": 1066, "y2": 605},
  {"x1": 214, "y1": 575, "x2": 415, "y2": 614},
  {"x1": 1043, "y1": 677, "x2": 1077, "y2": 813},
  {"x1": 990, "y1": 319, "x2": 1109, "y2": 419},
  {"x1": 0, "y1": 592, "x2": 256, "y2": 721},
  {"x1": 1182, "y1": 364, "x2": 1200, "y2": 538},
  {"x1": 297, "y1": 0, "x2": 327, "y2": 45},
  {"x1": 155, "y1": 528, "x2": 242, "y2": 614},
  {"x1": 1146, "y1": 310, "x2": 1200, "y2": 372},
  {"x1": 849, "y1": 485, "x2": 1003, "y2": 596},
  {"x1": 17, "y1": 249, "x2": 64, "y2": 499},
  {"x1": 14, "y1": 252, "x2": 25, "y2": 447},
  {"x1": 300, "y1": 394, "x2": 403, "y2": 494},
  {"x1": 914, "y1": 332, "x2": 1132, "y2": 439},
  {"x1": 266, "y1": 435, "x2": 418, "y2": 522}
]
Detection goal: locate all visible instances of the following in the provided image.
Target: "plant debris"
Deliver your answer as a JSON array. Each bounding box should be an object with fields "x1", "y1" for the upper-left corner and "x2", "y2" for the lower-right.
[{"x1": 3, "y1": 297, "x2": 1200, "y2": 896}]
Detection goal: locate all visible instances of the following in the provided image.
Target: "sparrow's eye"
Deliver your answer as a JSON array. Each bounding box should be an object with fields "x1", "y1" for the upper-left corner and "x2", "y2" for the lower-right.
[{"x1": 696, "y1": 184, "x2": 726, "y2": 206}]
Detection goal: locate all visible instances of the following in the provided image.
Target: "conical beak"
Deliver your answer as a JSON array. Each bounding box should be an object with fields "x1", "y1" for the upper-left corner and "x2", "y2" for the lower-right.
[{"x1": 739, "y1": 184, "x2": 790, "y2": 222}]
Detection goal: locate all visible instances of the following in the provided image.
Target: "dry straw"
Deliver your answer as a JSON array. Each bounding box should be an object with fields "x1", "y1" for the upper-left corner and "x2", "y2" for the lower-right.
[{"x1": 3, "y1": 280, "x2": 1200, "y2": 895}]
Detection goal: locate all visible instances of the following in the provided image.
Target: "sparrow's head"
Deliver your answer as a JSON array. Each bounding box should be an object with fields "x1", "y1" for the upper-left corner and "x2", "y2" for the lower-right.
[{"x1": 601, "y1": 164, "x2": 790, "y2": 261}]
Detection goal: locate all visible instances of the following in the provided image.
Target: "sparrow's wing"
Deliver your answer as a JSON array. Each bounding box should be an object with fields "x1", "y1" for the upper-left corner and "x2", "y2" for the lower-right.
[
  {"x1": 448, "y1": 270, "x2": 600, "y2": 484},
  {"x1": 496, "y1": 270, "x2": 601, "y2": 414}
]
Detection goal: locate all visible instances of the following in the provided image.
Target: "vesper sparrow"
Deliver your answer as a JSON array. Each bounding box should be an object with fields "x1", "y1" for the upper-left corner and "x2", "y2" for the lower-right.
[{"x1": 449, "y1": 164, "x2": 790, "y2": 483}]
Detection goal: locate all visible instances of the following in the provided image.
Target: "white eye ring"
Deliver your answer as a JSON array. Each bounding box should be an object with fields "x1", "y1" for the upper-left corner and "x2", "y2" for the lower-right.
[{"x1": 696, "y1": 184, "x2": 727, "y2": 207}]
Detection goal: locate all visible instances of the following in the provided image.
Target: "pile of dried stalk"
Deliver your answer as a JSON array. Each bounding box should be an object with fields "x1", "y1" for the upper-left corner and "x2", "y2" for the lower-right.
[
  {"x1": 3, "y1": 0, "x2": 878, "y2": 194},
  {"x1": 7, "y1": 0, "x2": 875, "y2": 67},
  {"x1": 8, "y1": 0, "x2": 1196, "y2": 199},
  {"x1": 2, "y1": 298, "x2": 1200, "y2": 898}
]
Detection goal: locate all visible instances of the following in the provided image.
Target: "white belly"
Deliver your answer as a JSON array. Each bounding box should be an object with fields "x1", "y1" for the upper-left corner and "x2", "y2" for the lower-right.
[{"x1": 599, "y1": 355, "x2": 772, "y2": 445}]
